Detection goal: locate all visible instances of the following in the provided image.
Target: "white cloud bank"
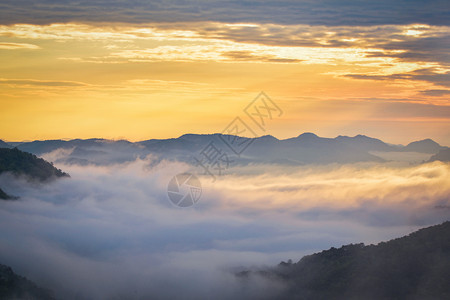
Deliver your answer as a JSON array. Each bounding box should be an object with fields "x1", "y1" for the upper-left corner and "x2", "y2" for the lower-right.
[{"x1": 0, "y1": 158, "x2": 449, "y2": 299}]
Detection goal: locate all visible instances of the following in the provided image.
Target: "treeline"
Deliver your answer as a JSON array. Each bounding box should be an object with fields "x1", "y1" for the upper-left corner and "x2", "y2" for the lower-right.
[
  {"x1": 0, "y1": 147, "x2": 69, "y2": 181},
  {"x1": 239, "y1": 221, "x2": 450, "y2": 299},
  {"x1": 0, "y1": 264, "x2": 55, "y2": 300}
]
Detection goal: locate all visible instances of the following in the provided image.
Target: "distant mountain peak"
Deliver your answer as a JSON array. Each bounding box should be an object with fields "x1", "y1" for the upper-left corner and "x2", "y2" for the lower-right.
[
  {"x1": 256, "y1": 134, "x2": 278, "y2": 141},
  {"x1": 336, "y1": 134, "x2": 378, "y2": 140},
  {"x1": 297, "y1": 132, "x2": 319, "y2": 139},
  {"x1": 178, "y1": 133, "x2": 219, "y2": 139},
  {"x1": 406, "y1": 138, "x2": 439, "y2": 146},
  {"x1": 404, "y1": 138, "x2": 443, "y2": 154}
]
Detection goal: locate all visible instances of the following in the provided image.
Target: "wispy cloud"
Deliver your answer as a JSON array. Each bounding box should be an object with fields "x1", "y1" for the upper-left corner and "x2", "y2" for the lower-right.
[
  {"x1": 0, "y1": 42, "x2": 39, "y2": 49},
  {"x1": 0, "y1": 78, "x2": 89, "y2": 87},
  {"x1": 344, "y1": 68, "x2": 450, "y2": 88},
  {"x1": 419, "y1": 89, "x2": 450, "y2": 96},
  {"x1": 103, "y1": 44, "x2": 308, "y2": 63}
]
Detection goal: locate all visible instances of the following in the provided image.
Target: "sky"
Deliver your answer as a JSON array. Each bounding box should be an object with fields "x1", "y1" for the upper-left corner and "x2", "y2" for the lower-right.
[
  {"x1": 0, "y1": 3, "x2": 449, "y2": 297},
  {"x1": 0, "y1": 0, "x2": 449, "y2": 144}
]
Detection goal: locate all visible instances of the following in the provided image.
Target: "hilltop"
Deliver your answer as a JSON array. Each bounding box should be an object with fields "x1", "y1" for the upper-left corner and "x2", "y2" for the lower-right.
[
  {"x1": 0, "y1": 148, "x2": 69, "y2": 199},
  {"x1": 239, "y1": 221, "x2": 450, "y2": 299}
]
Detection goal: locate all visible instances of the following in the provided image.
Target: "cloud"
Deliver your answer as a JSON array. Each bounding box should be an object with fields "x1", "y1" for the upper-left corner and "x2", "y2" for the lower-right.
[
  {"x1": 419, "y1": 89, "x2": 450, "y2": 96},
  {"x1": 104, "y1": 45, "x2": 306, "y2": 64},
  {"x1": 0, "y1": 0, "x2": 448, "y2": 26},
  {"x1": 365, "y1": 33, "x2": 450, "y2": 67},
  {"x1": 0, "y1": 23, "x2": 201, "y2": 41},
  {"x1": 0, "y1": 78, "x2": 89, "y2": 87},
  {"x1": 1, "y1": 22, "x2": 447, "y2": 72},
  {"x1": 0, "y1": 42, "x2": 40, "y2": 49},
  {"x1": 221, "y1": 50, "x2": 302, "y2": 63},
  {"x1": 344, "y1": 68, "x2": 450, "y2": 88},
  {"x1": 0, "y1": 156, "x2": 449, "y2": 299}
]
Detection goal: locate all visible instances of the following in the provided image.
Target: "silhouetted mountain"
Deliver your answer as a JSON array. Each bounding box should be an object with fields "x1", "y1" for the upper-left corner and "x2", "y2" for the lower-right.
[
  {"x1": 139, "y1": 134, "x2": 219, "y2": 153},
  {"x1": 0, "y1": 148, "x2": 69, "y2": 181},
  {"x1": 0, "y1": 264, "x2": 55, "y2": 300},
  {"x1": 0, "y1": 187, "x2": 17, "y2": 200},
  {"x1": 16, "y1": 138, "x2": 111, "y2": 155},
  {"x1": 14, "y1": 138, "x2": 146, "y2": 165},
  {"x1": 238, "y1": 221, "x2": 450, "y2": 300},
  {"x1": 7, "y1": 133, "x2": 448, "y2": 166},
  {"x1": 261, "y1": 133, "x2": 385, "y2": 164},
  {"x1": 428, "y1": 148, "x2": 450, "y2": 162},
  {"x1": 15, "y1": 139, "x2": 69, "y2": 155},
  {"x1": 0, "y1": 140, "x2": 12, "y2": 149},
  {"x1": 138, "y1": 132, "x2": 384, "y2": 164},
  {"x1": 335, "y1": 134, "x2": 395, "y2": 152},
  {"x1": 0, "y1": 148, "x2": 69, "y2": 200},
  {"x1": 403, "y1": 139, "x2": 446, "y2": 154}
]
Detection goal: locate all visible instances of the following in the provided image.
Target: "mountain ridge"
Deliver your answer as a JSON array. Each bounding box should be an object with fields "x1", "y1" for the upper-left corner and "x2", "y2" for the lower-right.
[
  {"x1": 238, "y1": 221, "x2": 450, "y2": 300},
  {"x1": 0, "y1": 148, "x2": 70, "y2": 199},
  {"x1": 0, "y1": 264, "x2": 55, "y2": 300},
  {"x1": 1, "y1": 134, "x2": 448, "y2": 166},
  {"x1": 2, "y1": 133, "x2": 448, "y2": 148}
]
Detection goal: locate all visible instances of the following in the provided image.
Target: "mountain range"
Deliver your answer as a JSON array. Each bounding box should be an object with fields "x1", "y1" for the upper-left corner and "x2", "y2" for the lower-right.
[{"x1": 1, "y1": 133, "x2": 448, "y2": 166}]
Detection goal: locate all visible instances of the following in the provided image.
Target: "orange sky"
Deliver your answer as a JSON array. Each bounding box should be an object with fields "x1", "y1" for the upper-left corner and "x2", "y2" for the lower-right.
[{"x1": 1, "y1": 22, "x2": 449, "y2": 145}]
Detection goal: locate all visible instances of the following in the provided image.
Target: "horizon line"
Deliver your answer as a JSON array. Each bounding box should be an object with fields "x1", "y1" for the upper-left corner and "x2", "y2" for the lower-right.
[{"x1": 1, "y1": 132, "x2": 446, "y2": 147}]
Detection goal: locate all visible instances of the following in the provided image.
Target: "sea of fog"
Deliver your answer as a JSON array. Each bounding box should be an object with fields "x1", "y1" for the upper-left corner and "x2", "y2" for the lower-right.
[{"x1": 0, "y1": 156, "x2": 449, "y2": 299}]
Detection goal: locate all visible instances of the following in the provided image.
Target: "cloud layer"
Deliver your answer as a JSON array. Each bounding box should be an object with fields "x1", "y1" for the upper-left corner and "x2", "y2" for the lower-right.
[
  {"x1": 0, "y1": 0, "x2": 449, "y2": 26},
  {"x1": 0, "y1": 157, "x2": 449, "y2": 299}
]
